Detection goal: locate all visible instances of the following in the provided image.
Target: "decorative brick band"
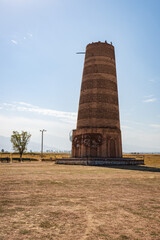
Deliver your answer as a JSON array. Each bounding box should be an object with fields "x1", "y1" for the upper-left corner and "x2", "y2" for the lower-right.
[
  {"x1": 81, "y1": 78, "x2": 117, "y2": 92},
  {"x1": 83, "y1": 73, "x2": 117, "y2": 83},
  {"x1": 79, "y1": 93, "x2": 118, "y2": 105},
  {"x1": 77, "y1": 119, "x2": 120, "y2": 129},
  {"x1": 86, "y1": 47, "x2": 115, "y2": 59},
  {"x1": 78, "y1": 108, "x2": 119, "y2": 120},
  {"x1": 78, "y1": 102, "x2": 119, "y2": 111},
  {"x1": 85, "y1": 60, "x2": 115, "y2": 68},
  {"x1": 78, "y1": 103, "x2": 119, "y2": 114},
  {"x1": 83, "y1": 64, "x2": 116, "y2": 76},
  {"x1": 85, "y1": 56, "x2": 115, "y2": 65}
]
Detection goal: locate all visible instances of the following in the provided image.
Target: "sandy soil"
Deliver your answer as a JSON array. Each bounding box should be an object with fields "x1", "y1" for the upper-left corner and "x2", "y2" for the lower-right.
[{"x1": 0, "y1": 160, "x2": 160, "y2": 240}]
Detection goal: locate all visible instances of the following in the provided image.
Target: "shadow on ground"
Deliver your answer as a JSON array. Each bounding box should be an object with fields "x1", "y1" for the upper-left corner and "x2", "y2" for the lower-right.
[{"x1": 101, "y1": 165, "x2": 160, "y2": 172}]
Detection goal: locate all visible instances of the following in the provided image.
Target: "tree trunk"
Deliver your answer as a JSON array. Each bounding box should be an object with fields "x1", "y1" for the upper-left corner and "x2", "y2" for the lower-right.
[{"x1": 20, "y1": 153, "x2": 22, "y2": 162}]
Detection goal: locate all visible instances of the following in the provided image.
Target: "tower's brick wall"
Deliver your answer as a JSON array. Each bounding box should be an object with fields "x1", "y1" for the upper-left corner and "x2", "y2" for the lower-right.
[{"x1": 72, "y1": 42, "x2": 122, "y2": 158}]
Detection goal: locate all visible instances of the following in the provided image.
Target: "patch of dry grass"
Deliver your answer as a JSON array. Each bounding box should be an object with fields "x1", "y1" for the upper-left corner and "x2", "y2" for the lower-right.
[
  {"x1": 0, "y1": 156, "x2": 160, "y2": 239},
  {"x1": 0, "y1": 152, "x2": 70, "y2": 161}
]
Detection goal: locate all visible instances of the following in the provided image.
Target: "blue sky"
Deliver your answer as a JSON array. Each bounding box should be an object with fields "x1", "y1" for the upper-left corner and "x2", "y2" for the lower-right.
[{"x1": 0, "y1": 0, "x2": 160, "y2": 152}]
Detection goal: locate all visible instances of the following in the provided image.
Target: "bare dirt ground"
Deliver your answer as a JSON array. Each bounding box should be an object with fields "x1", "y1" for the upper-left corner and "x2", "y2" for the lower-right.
[{"x1": 0, "y1": 157, "x2": 160, "y2": 240}]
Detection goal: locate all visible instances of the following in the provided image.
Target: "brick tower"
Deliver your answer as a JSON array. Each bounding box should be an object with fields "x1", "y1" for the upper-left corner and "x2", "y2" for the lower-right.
[{"x1": 72, "y1": 41, "x2": 122, "y2": 158}]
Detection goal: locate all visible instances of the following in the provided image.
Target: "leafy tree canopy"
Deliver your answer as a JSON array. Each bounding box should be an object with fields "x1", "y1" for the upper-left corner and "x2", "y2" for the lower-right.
[{"x1": 11, "y1": 131, "x2": 31, "y2": 159}]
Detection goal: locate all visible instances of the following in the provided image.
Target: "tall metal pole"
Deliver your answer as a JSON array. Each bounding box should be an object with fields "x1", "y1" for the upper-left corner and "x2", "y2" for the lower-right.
[{"x1": 40, "y1": 129, "x2": 47, "y2": 159}]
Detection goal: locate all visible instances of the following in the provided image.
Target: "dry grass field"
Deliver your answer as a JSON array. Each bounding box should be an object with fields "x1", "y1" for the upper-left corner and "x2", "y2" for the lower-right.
[
  {"x1": 0, "y1": 155, "x2": 160, "y2": 240},
  {"x1": 0, "y1": 152, "x2": 70, "y2": 161}
]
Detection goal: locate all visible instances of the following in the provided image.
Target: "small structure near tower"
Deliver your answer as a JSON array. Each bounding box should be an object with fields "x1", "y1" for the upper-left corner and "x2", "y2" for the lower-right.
[{"x1": 56, "y1": 41, "x2": 144, "y2": 166}]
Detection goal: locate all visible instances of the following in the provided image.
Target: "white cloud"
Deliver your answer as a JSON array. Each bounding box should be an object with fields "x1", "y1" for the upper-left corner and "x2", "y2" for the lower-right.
[
  {"x1": 1, "y1": 101, "x2": 77, "y2": 124},
  {"x1": 150, "y1": 124, "x2": 160, "y2": 128},
  {"x1": 15, "y1": 101, "x2": 36, "y2": 107},
  {"x1": 122, "y1": 120, "x2": 146, "y2": 126},
  {"x1": 149, "y1": 79, "x2": 156, "y2": 82},
  {"x1": 0, "y1": 101, "x2": 76, "y2": 150},
  {"x1": 27, "y1": 33, "x2": 33, "y2": 38},
  {"x1": 144, "y1": 94, "x2": 154, "y2": 98},
  {"x1": 142, "y1": 94, "x2": 157, "y2": 103},
  {"x1": 121, "y1": 125, "x2": 132, "y2": 129},
  {"x1": 143, "y1": 98, "x2": 156, "y2": 103},
  {"x1": 122, "y1": 126, "x2": 160, "y2": 152},
  {"x1": 11, "y1": 40, "x2": 18, "y2": 45},
  {"x1": 0, "y1": 115, "x2": 73, "y2": 150},
  {"x1": 11, "y1": 33, "x2": 32, "y2": 45}
]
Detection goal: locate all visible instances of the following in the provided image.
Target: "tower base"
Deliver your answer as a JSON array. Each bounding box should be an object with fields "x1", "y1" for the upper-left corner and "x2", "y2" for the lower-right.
[
  {"x1": 55, "y1": 158, "x2": 144, "y2": 166},
  {"x1": 72, "y1": 128, "x2": 122, "y2": 158}
]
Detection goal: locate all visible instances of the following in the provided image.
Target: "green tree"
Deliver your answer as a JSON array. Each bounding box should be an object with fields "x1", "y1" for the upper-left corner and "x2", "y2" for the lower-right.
[{"x1": 11, "y1": 131, "x2": 31, "y2": 162}]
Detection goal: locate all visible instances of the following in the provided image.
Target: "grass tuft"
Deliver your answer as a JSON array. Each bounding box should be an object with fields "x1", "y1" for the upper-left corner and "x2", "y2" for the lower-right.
[
  {"x1": 19, "y1": 229, "x2": 31, "y2": 235},
  {"x1": 40, "y1": 221, "x2": 52, "y2": 229}
]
